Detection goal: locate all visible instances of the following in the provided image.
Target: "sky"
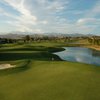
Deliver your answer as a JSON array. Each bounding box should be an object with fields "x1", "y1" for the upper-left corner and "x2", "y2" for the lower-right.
[{"x1": 0, "y1": 0, "x2": 100, "y2": 35}]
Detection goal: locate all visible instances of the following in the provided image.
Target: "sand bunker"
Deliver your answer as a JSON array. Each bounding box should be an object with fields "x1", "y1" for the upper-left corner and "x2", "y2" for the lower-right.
[{"x1": 0, "y1": 64, "x2": 16, "y2": 70}]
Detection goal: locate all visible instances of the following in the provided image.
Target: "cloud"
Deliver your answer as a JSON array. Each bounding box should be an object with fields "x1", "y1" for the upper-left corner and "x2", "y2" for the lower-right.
[
  {"x1": 3, "y1": 0, "x2": 38, "y2": 32},
  {"x1": 1, "y1": 0, "x2": 68, "y2": 34},
  {"x1": 77, "y1": 18, "x2": 100, "y2": 25},
  {"x1": 2, "y1": 0, "x2": 69, "y2": 32},
  {"x1": 40, "y1": 20, "x2": 48, "y2": 24},
  {"x1": 0, "y1": 8, "x2": 3, "y2": 13},
  {"x1": 75, "y1": 0, "x2": 100, "y2": 34},
  {"x1": 46, "y1": 0, "x2": 67, "y2": 12},
  {"x1": 37, "y1": 0, "x2": 68, "y2": 12},
  {"x1": 0, "y1": 7, "x2": 13, "y2": 17},
  {"x1": 83, "y1": 0, "x2": 100, "y2": 18},
  {"x1": 0, "y1": 0, "x2": 99, "y2": 34},
  {"x1": 90, "y1": 0, "x2": 100, "y2": 16}
]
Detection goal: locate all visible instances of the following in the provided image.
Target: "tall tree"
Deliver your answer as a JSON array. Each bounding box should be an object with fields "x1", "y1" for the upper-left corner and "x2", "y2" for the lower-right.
[{"x1": 24, "y1": 35, "x2": 31, "y2": 42}]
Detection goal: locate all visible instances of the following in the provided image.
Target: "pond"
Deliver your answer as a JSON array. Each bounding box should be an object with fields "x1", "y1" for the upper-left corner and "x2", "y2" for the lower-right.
[{"x1": 54, "y1": 47, "x2": 100, "y2": 66}]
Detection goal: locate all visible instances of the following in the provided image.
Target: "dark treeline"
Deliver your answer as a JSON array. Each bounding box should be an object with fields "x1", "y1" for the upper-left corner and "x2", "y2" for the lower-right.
[
  {"x1": 0, "y1": 35, "x2": 100, "y2": 45},
  {"x1": 0, "y1": 38, "x2": 17, "y2": 44},
  {"x1": 0, "y1": 35, "x2": 74, "y2": 43}
]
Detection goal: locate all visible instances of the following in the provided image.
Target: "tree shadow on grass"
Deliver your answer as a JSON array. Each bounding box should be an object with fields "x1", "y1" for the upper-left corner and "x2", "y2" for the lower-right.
[
  {"x1": 0, "y1": 46, "x2": 48, "y2": 52},
  {"x1": 0, "y1": 52, "x2": 61, "y2": 61},
  {"x1": 0, "y1": 45, "x2": 65, "y2": 52}
]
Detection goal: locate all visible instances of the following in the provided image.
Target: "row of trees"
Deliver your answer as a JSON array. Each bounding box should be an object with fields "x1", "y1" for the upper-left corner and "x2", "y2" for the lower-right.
[
  {"x1": 0, "y1": 35, "x2": 76, "y2": 44},
  {"x1": 88, "y1": 36, "x2": 100, "y2": 45},
  {"x1": 23, "y1": 35, "x2": 73, "y2": 43},
  {"x1": 0, "y1": 35, "x2": 100, "y2": 45},
  {"x1": 0, "y1": 38, "x2": 17, "y2": 44}
]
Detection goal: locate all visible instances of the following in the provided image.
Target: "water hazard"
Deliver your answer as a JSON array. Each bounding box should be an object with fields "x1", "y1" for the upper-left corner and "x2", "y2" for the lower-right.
[{"x1": 54, "y1": 47, "x2": 100, "y2": 66}]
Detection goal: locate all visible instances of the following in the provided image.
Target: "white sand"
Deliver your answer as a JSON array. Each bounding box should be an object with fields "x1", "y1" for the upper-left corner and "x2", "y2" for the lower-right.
[{"x1": 0, "y1": 64, "x2": 16, "y2": 70}]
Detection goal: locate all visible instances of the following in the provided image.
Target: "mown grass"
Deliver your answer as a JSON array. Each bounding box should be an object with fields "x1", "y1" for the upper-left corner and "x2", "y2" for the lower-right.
[{"x1": 0, "y1": 42, "x2": 100, "y2": 100}]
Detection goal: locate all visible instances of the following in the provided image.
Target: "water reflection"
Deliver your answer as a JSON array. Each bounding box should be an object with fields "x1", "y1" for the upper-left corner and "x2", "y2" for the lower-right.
[{"x1": 54, "y1": 47, "x2": 100, "y2": 66}]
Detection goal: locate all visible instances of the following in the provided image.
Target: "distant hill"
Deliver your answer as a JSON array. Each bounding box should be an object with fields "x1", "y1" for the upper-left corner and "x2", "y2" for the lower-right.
[
  {"x1": 0, "y1": 33, "x2": 24, "y2": 39},
  {"x1": 0, "y1": 32, "x2": 98, "y2": 39}
]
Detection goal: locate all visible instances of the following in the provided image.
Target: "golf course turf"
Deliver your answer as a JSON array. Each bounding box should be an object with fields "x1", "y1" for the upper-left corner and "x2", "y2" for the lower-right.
[{"x1": 0, "y1": 42, "x2": 100, "y2": 100}]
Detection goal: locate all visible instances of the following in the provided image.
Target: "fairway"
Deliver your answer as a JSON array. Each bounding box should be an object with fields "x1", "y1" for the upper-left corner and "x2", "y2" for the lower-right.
[{"x1": 0, "y1": 42, "x2": 100, "y2": 100}]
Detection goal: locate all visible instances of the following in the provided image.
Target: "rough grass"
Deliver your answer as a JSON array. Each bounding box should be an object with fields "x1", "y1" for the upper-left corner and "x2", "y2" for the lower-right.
[{"x1": 0, "y1": 42, "x2": 100, "y2": 100}]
